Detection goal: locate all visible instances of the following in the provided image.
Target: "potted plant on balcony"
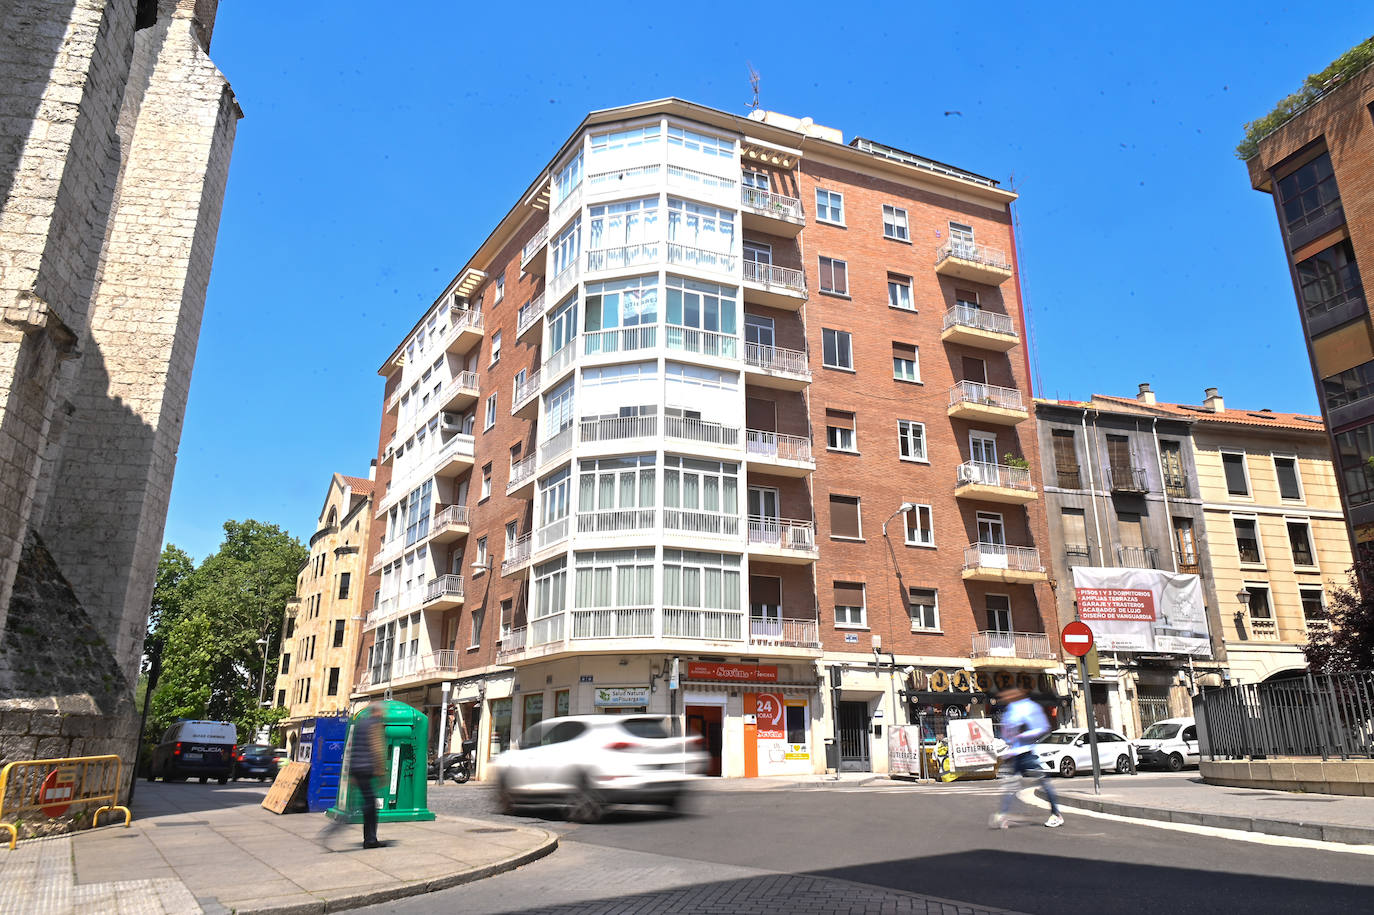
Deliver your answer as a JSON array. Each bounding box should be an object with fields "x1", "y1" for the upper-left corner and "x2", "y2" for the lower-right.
[{"x1": 1003, "y1": 453, "x2": 1030, "y2": 470}]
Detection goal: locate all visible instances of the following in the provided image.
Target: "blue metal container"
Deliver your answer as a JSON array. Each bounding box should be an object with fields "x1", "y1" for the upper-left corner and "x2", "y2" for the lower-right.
[{"x1": 300, "y1": 714, "x2": 349, "y2": 813}]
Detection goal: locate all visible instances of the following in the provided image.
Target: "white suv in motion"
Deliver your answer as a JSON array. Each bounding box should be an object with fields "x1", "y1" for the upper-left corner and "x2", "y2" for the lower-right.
[{"x1": 492, "y1": 715, "x2": 708, "y2": 822}]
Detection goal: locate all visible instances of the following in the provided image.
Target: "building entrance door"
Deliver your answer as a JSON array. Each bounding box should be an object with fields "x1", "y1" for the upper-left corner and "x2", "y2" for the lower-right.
[
  {"x1": 837, "y1": 701, "x2": 871, "y2": 771},
  {"x1": 686, "y1": 705, "x2": 723, "y2": 776}
]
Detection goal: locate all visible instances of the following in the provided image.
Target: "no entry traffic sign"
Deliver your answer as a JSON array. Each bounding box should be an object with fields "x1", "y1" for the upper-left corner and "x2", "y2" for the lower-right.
[{"x1": 1061, "y1": 621, "x2": 1095, "y2": 657}]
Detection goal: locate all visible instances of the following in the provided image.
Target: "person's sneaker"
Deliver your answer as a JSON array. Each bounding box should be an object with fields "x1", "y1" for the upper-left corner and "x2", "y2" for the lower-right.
[
  {"x1": 363, "y1": 840, "x2": 388, "y2": 849},
  {"x1": 988, "y1": 813, "x2": 1010, "y2": 830},
  {"x1": 1044, "y1": 814, "x2": 1064, "y2": 828}
]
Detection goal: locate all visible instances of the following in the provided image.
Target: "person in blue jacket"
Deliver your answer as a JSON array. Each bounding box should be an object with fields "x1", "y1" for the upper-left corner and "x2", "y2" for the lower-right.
[{"x1": 990, "y1": 686, "x2": 1064, "y2": 829}]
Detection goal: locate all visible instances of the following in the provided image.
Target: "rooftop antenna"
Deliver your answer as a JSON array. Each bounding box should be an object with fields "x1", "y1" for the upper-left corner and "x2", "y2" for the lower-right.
[{"x1": 747, "y1": 63, "x2": 761, "y2": 111}]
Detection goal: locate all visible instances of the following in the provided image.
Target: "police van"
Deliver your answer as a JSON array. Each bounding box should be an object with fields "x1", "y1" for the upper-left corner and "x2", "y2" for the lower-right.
[{"x1": 149, "y1": 720, "x2": 238, "y2": 783}]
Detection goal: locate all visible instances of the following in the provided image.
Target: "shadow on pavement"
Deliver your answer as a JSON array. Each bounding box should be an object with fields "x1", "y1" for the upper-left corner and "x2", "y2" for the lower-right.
[{"x1": 131, "y1": 781, "x2": 270, "y2": 817}]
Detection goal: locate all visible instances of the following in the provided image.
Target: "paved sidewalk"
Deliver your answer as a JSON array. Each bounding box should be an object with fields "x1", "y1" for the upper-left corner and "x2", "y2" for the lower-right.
[
  {"x1": 693, "y1": 772, "x2": 887, "y2": 791},
  {"x1": 0, "y1": 782, "x2": 556, "y2": 914},
  {"x1": 1044, "y1": 772, "x2": 1374, "y2": 844}
]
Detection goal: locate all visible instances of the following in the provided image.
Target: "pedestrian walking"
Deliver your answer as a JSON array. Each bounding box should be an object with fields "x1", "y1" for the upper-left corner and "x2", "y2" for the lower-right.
[
  {"x1": 989, "y1": 686, "x2": 1064, "y2": 829},
  {"x1": 319, "y1": 701, "x2": 388, "y2": 849}
]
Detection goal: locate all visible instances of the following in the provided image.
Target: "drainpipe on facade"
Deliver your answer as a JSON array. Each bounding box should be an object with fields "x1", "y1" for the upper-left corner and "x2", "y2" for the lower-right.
[
  {"x1": 1149, "y1": 417, "x2": 1179, "y2": 572},
  {"x1": 1080, "y1": 408, "x2": 1105, "y2": 561}
]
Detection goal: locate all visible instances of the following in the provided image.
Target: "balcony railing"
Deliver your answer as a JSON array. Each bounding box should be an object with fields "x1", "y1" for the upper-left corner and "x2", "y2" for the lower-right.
[
  {"x1": 742, "y1": 260, "x2": 806, "y2": 294},
  {"x1": 578, "y1": 508, "x2": 656, "y2": 534},
  {"x1": 584, "y1": 324, "x2": 656, "y2": 356},
  {"x1": 1247, "y1": 616, "x2": 1280, "y2": 641},
  {"x1": 747, "y1": 517, "x2": 817, "y2": 552},
  {"x1": 587, "y1": 163, "x2": 660, "y2": 191},
  {"x1": 1116, "y1": 546, "x2": 1158, "y2": 569},
  {"x1": 540, "y1": 425, "x2": 574, "y2": 464},
  {"x1": 439, "y1": 370, "x2": 479, "y2": 405},
  {"x1": 949, "y1": 380, "x2": 1025, "y2": 412},
  {"x1": 542, "y1": 342, "x2": 576, "y2": 381},
  {"x1": 942, "y1": 303, "x2": 1016, "y2": 338},
  {"x1": 521, "y1": 222, "x2": 549, "y2": 267},
  {"x1": 667, "y1": 243, "x2": 737, "y2": 274},
  {"x1": 433, "y1": 433, "x2": 475, "y2": 472},
  {"x1": 663, "y1": 608, "x2": 744, "y2": 641},
  {"x1": 664, "y1": 509, "x2": 740, "y2": 537},
  {"x1": 517, "y1": 291, "x2": 547, "y2": 337},
  {"x1": 1164, "y1": 474, "x2": 1189, "y2": 499},
  {"x1": 666, "y1": 164, "x2": 737, "y2": 198},
  {"x1": 531, "y1": 613, "x2": 565, "y2": 646},
  {"x1": 496, "y1": 627, "x2": 528, "y2": 662},
  {"x1": 432, "y1": 503, "x2": 469, "y2": 531},
  {"x1": 368, "y1": 539, "x2": 404, "y2": 574},
  {"x1": 507, "y1": 452, "x2": 538, "y2": 493},
  {"x1": 501, "y1": 532, "x2": 532, "y2": 575},
  {"x1": 665, "y1": 414, "x2": 739, "y2": 446},
  {"x1": 744, "y1": 342, "x2": 809, "y2": 378},
  {"x1": 970, "y1": 630, "x2": 1056, "y2": 660},
  {"x1": 1177, "y1": 558, "x2": 1200, "y2": 575},
  {"x1": 745, "y1": 429, "x2": 814, "y2": 464},
  {"x1": 748, "y1": 617, "x2": 820, "y2": 648},
  {"x1": 936, "y1": 240, "x2": 1011, "y2": 272},
  {"x1": 512, "y1": 369, "x2": 541, "y2": 413},
  {"x1": 570, "y1": 607, "x2": 655, "y2": 639},
  {"x1": 439, "y1": 308, "x2": 484, "y2": 350},
  {"x1": 1108, "y1": 465, "x2": 1148, "y2": 493},
  {"x1": 666, "y1": 324, "x2": 738, "y2": 359},
  {"x1": 955, "y1": 461, "x2": 1034, "y2": 491},
  {"x1": 536, "y1": 517, "x2": 570, "y2": 551},
  {"x1": 585, "y1": 242, "x2": 660, "y2": 273},
  {"x1": 963, "y1": 543, "x2": 1043, "y2": 573},
  {"x1": 424, "y1": 574, "x2": 464, "y2": 604},
  {"x1": 581, "y1": 413, "x2": 658, "y2": 442},
  {"x1": 740, "y1": 187, "x2": 803, "y2": 221},
  {"x1": 549, "y1": 259, "x2": 581, "y2": 301}
]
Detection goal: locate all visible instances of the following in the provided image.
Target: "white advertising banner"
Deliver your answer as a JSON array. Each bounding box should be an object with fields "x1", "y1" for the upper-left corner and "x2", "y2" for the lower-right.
[
  {"x1": 947, "y1": 718, "x2": 999, "y2": 769},
  {"x1": 1071, "y1": 566, "x2": 1210, "y2": 656}
]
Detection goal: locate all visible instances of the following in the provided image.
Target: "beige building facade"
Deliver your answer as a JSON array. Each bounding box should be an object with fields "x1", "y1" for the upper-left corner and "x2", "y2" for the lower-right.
[{"x1": 273, "y1": 474, "x2": 374, "y2": 757}]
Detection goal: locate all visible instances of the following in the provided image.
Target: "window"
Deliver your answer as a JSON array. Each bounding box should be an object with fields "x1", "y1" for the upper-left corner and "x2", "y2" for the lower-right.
[
  {"x1": 741, "y1": 168, "x2": 769, "y2": 190},
  {"x1": 523, "y1": 694, "x2": 545, "y2": 734},
  {"x1": 490, "y1": 697, "x2": 513, "y2": 756},
  {"x1": 903, "y1": 504, "x2": 934, "y2": 547},
  {"x1": 825, "y1": 409, "x2": 856, "y2": 452},
  {"x1": 898, "y1": 420, "x2": 927, "y2": 462},
  {"x1": 662, "y1": 550, "x2": 741, "y2": 615},
  {"x1": 1221, "y1": 451, "x2": 1250, "y2": 497},
  {"x1": 829, "y1": 494, "x2": 861, "y2": 540},
  {"x1": 579, "y1": 455, "x2": 656, "y2": 523},
  {"x1": 1322, "y1": 359, "x2": 1374, "y2": 413},
  {"x1": 480, "y1": 463, "x2": 492, "y2": 501},
  {"x1": 555, "y1": 689, "x2": 570, "y2": 718},
  {"x1": 818, "y1": 256, "x2": 848, "y2": 295},
  {"x1": 667, "y1": 199, "x2": 735, "y2": 263},
  {"x1": 484, "y1": 393, "x2": 497, "y2": 430},
  {"x1": 585, "y1": 274, "x2": 659, "y2": 345},
  {"x1": 663, "y1": 456, "x2": 738, "y2": 525},
  {"x1": 590, "y1": 123, "x2": 662, "y2": 155},
  {"x1": 281, "y1": 653, "x2": 290, "y2": 675},
  {"x1": 1234, "y1": 516, "x2": 1262, "y2": 564},
  {"x1": 834, "y1": 581, "x2": 866, "y2": 627},
  {"x1": 337, "y1": 572, "x2": 350, "y2": 600},
  {"x1": 815, "y1": 188, "x2": 844, "y2": 224},
  {"x1": 1245, "y1": 584, "x2": 1272, "y2": 620},
  {"x1": 1336, "y1": 423, "x2": 1374, "y2": 507},
  {"x1": 887, "y1": 274, "x2": 913, "y2": 311},
  {"x1": 574, "y1": 548, "x2": 655, "y2": 610},
  {"x1": 1161, "y1": 440, "x2": 1186, "y2": 494},
  {"x1": 500, "y1": 599, "x2": 513, "y2": 643},
  {"x1": 470, "y1": 607, "x2": 484, "y2": 647},
  {"x1": 1274, "y1": 455, "x2": 1303, "y2": 501},
  {"x1": 1052, "y1": 430, "x2": 1081, "y2": 488},
  {"x1": 1287, "y1": 520, "x2": 1315, "y2": 566},
  {"x1": 1276, "y1": 152, "x2": 1340, "y2": 237},
  {"x1": 475, "y1": 537, "x2": 488, "y2": 570},
  {"x1": 1299, "y1": 586, "x2": 1326, "y2": 627},
  {"x1": 1062, "y1": 509, "x2": 1089, "y2": 558},
  {"x1": 908, "y1": 588, "x2": 939, "y2": 631},
  {"x1": 822, "y1": 328, "x2": 853, "y2": 369},
  {"x1": 1297, "y1": 240, "x2": 1364, "y2": 324},
  {"x1": 327, "y1": 667, "x2": 340, "y2": 696},
  {"x1": 882, "y1": 204, "x2": 909, "y2": 241},
  {"x1": 332, "y1": 619, "x2": 345, "y2": 648},
  {"x1": 1174, "y1": 517, "x2": 1197, "y2": 567},
  {"x1": 490, "y1": 331, "x2": 502, "y2": 365},
  {"x1": 985, "y1": 594, "x2": 1011, "y2": 632},
  {"x1": 892, "y1": 343, "x2": 920, "y2": 383},
  {"x1": 493, "y1": 275, "x2": 505, "y2": 304},
  {"x1": 667, "y1": 124, "x2": 733, "y2": 158},
  {"x1": 948, "y1": 221, "x2": 976, "y2": 256},
  {"x1": 505, "y1": 521, "x2": 518, "y2": 553},
  {"x1": 666, "y1": 276, "x2": 737, "y2": 356}
]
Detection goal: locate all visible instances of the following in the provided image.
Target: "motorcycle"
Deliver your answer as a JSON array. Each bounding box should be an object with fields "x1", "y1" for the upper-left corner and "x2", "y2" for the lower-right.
[{"x1": 428, "y1": 741, "x2": 476, "y2": 783}]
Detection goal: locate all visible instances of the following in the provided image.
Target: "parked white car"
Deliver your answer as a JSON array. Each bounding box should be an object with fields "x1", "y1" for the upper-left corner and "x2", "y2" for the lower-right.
[
  {"x1": 1030, "y1": 728, "x2": 1137, "y2": 777},
  {"x1": 491, "y1": 715, "x2": 708, "y2": 822},
  {"x1": 1133, "y1": 718, "x2": 1200, "y2": 771}
]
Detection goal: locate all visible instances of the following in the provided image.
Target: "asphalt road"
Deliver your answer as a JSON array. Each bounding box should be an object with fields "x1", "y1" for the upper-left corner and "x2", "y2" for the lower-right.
[{"x1": 393, "y1": 777, "x2": 1374, "y2": 915}]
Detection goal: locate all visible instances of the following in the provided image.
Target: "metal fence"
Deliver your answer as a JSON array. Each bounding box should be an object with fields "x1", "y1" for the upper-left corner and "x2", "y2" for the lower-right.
[{"x1": 1195, "y1": 671, "x2": 1374, "y2": 761}]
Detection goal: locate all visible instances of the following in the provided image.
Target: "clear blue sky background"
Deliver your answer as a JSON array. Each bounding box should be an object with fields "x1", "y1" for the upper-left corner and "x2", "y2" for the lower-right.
[{"x1": 162, "y1": 2, "x2": 1374, "y2": 561}]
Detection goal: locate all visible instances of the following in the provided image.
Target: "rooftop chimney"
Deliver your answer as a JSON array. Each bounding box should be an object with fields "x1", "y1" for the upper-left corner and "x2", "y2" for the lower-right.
[
  {"x1": 368, "y1": 459, "x2": 377, "y2": 481},
  {"x1": 1203, "y1": 387, "x2": 1224, "y2": 413},
  {"x1": 1137, "y1": 383, "x2": 1156, "y2": 405}
]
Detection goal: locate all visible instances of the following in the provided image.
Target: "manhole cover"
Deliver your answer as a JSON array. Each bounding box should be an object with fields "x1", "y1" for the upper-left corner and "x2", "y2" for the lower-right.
[{"x1": 467, "y1": 827, "x2": 516, "y2": 834}]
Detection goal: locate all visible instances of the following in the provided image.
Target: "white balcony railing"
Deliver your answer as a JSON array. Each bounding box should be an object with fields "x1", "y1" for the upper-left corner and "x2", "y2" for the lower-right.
[
  {"x1": 665, "y1": 414, "x2": 739, "y2": 447},
  {"x1": 585, "y1": 242, "x2": 660, "y2": 272},
  {"x1": 549, "y1": 258, "x2": 581, "y2": 301},
  {"x1": 368, "y1": 539, "x2": 404, "y2": 575},
  {"x1": 747, "y1": 517, "x2": 817, "y2": 553},
  {"x1": 517, "y1": 291, "x2": 546, "y2": 336},
  {"x1": 587, "y1": 163, "x2": 660, "y2": 191},
  {"x1": 570, "y1": 607, "x2": 655, "y2": 639},
  {"x1": 521, "y1": 222, "x2": 549, "y2": 266},
  {"x1": 963, "y1": 543, "x2": 1044, "y2": 573},
  {"x1": 667, "y1": 243, "x2": 737, "y2": 274},
  {"x1": 501, "y1": 532, "x2": 532, "y2": 575},
  {"x1": 433, "y1": 433, "x2": 475, "y2": 471},
  {"x1": 748, "y1": 617, "x2": 820, "y2": 648},
  {"x1": 745, "y1": 429, "x2": 814, "y2": 464},
  {"x1": 1248, "y1": 617, "x2": 1280, "y2": 641},
  {"x1": 744, "y1": 342, "x2": 809, "y2": 378},
  {"x1": 577, "y1": 508, "x2": 656, "y2": 535},
  {"x1": 542, "y1": 342, "x2": 576, "y2": 381},
  {"x1": 666, "y1": 325, "x2": 738, "y2": 359},
  {"x1": 507, "y1": 452, "x2": 538, "y2": 493},
  {"x1": 584, "y1": 324, "x2": 656, "y2": 356},
  {"x1": 970, "y1": 630, "x2": 1056, "y2": 660},
  {"x1": 531, "y1": 613, "x2": 565, "y2": 646},
  {"x1": 540, "y1": 425, "x2": 574, "y2": 464},
  {"x1": 740, "y1": 186, "x2": 803, "y2": 221},
  {"x1": 955, "y1": 461, "x2": 1034, "y2": 491},
  {"x1": 581, "y1": 414, "x2": 657, "y2": 442},
  {"x1": 431, "y1": 504, "x2": 469, "y2": 531},
  {"x1": 942, "y1": 304, "x2": 1016, "y2": 338},
  {"x1": 536, "y1": 517, "x2": 570, "y2": 551},
  {"x1": 742, "y1": 260, "x2": 807, "y2": 294},
  {"x1": 512, "y1": 369, "x2": 541, "y2": 413},
  {"x1": 949, "y1": 380, "x2": 1025, "y2": 412},
  {"x1": 936, "y1": 240, "x2": 1012, "y2": 272},
  {"x1": 439, "y1": 308, "x2": 484, "y2": 350},
  {"x1": 663, "y1": 608, "x2": 744, "y2": 641},
  {"x1": 424, "y1": 574, "x2": 464, "y2": 604},
  {"x1": 439, "y1": 370, "x2": 479, "y2": 405},
  {"x1": 496, "y1": 627, "x2": 527, "y2": 662},
  {"x1": 663, "y1": 509, "x2": 740, "y2": 537}
]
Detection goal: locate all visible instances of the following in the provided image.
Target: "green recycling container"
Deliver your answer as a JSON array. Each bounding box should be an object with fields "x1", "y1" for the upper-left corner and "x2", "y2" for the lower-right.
[{"x1": 326, "y1": 700, "x2": 435, "y2": 823}]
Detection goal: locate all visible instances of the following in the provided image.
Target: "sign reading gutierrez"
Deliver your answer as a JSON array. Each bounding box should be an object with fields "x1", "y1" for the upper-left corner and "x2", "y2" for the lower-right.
[{"x1": 1071, "y1": 567, "x2": 1210, "y2": 656}]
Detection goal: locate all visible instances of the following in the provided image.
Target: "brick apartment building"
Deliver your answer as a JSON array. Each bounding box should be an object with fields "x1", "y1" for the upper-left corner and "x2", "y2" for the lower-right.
[
  {"x1": 350, "y1": 99, "x2": 1059, "y2": 779},
  {"x1": 272, "y1": 473, "x2": 374, "y2": 757},
  {"x1": 1244, "y1": 54, "x2": 1374, "y2": 552}
]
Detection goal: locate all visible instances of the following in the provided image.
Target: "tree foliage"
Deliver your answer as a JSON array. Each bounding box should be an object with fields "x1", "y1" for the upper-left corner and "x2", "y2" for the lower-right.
[
  {"x1": 1236, "y1": 36, "x2": 1374, "y2": 160},
  {"x1": 147, "y1": 521, "x2": 306, "y2": 742},
  {"x1": 1304, "y1": 554, "x2": 1374, "y2": 672}
]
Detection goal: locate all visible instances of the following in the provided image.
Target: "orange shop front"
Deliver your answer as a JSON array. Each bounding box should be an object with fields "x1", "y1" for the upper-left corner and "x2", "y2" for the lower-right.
[{"x1": 679, "y1": 660, "x2": 820, "y2": 779}]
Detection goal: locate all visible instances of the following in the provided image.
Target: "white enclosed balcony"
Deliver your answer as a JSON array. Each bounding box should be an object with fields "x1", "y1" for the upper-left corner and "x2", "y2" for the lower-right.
[
  {"x1": 748, "y1": 617, "x2": 821, "y2": 650},
  {"x1": 665, "y1": 414, "x2": 740, "y2": 450},
  {"x1": 935, "y1": 240, "x2": 1013, "y2": 285},
  {"x1": 548, "y1": 258, "x2": 581, "y2": 303},
  {"x1": 969, "y1": 630, "x2": 1057, "y2": 669},
  {"x1": 579, "y1": 414, "x2": 658, "y2": 456},
  {"x1": 743, "y1": 343, "x2": 810, "y2": 391},
  {"x1": 742, "y1": 261, "x2": 807, "y2": 311},
  {"x1": 666, "y1": 243, "x2": 737, "y2": 277},
  {"x1": 665, "y1": 325, "x2": 738, "y2": 361},
  {"x1": 961, "y1": 543, "x2": 1048, "y2": 584},
  {"x1": 941, "y1": 304, "x2": 1019, "y2": 351},
  {"x1": 540, "y1": 343, "x2": 577, "y2": 392},
  {"x1": 521, "y1": 221, "x2": 549, "y2": 275},
  {"x1": 506, "y1": 451, "x2": 537, "y2": 499},
  {"x1": 367, "y1": 538, "x2": 403, "y2": 575},
  {"x1": 583, "y1": 324, "x2": 657, "y2": 358},
  {"x1": 740, "y1": 186, "x2": 804, "y2": 236},
  {"x1": 954, "y1": 461, "x2": 1038, "y2": 505},
  {"x1": 570, "y1": 607, "x2": 655, "y2": 640},
  {"x1": 496, "y1": 626, "x2": 528, "y2": 664},
  {"x1": 516, "y1": 291, "x2": 546, "y2": 342},
  {"x1": 500, "y1": 532, "x2": 533, "y2": 578},
  {"x1": 577, "y1": 508, "x2": 656, "y2": 536},
  {"x1": 586, "y1": 163, "x2": 661, "y2": 198},
  {"x1": 666, "y1": 163, "x2": 738, "y2": 208},
  {"x1": 538, "y1": 425, "x2": 575, "y2": 470},
  {"x1": 511, "y1": 369, "x2": 541, "y2": 419},
  {"x1": 746, "y1": 517, "x2": 819, "y2": 564},
  {"x1": 745, "y1": 429, "x2": 815, "y2": 477},
  {"x1": 584, "y1": 242, "x2": 661, "y2": 275},
  {"x1": 663, "y1": 608, "x2": 745, "y2": 642},
  {"x1": 947, "y1": 380, "x2": 1028, "y2": 425}
]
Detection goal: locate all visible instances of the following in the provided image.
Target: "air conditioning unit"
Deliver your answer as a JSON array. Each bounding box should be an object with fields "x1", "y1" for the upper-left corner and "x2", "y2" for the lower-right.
[
  {"x1": 957, "y1": 464, "x2": 979, "y2": 483},
  {"x1": 441, "y1": 412, "x2": 464, "y2": 433}
]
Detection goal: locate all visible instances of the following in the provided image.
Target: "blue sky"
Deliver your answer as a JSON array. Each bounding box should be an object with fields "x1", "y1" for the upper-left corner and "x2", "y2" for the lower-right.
[{"x1": 162, "y1": 2, "x2": 1374, "y2": 561}]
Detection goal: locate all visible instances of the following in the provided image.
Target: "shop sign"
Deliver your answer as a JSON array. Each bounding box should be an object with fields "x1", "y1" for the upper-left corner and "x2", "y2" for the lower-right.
[
  {"x1": 948, "y1": 718, "x2": 998, "y2": 769},
  {"x1": 593, "y1": 686, "x2": 649, "y2": 707},
  {"x1": 687, "y1": 661, "x2": 778, "y2": 683},
  {"x1": 754, "y1": 692, "x2": 785, "y2": 739}
]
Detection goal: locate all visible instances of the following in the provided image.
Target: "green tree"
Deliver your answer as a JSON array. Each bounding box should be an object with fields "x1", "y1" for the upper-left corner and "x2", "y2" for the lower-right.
[
  {"x1": 148, "y1": 520, "x2": 306, "y2": 741},
  {"x1": 1304, "y1": 554, "x2": 1374, "y2": 672}
]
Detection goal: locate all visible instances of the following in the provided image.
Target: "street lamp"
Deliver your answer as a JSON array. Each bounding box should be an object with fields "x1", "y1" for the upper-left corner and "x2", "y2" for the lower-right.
[
  {"x1": 881, "y1": 502, "x2": 917, "y2": 538},
  {"x1": 256, "y1": 637, "x2": 271, "y2": 708},
  {"x1": 1235, "y1": 588, "x2": 1251, "y2": 639}
]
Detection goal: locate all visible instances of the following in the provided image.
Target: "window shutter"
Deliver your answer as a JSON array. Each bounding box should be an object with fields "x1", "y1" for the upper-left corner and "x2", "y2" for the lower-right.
[
  {"x1": 829, "y1": 495, "x2": 860, "y2": 538},
  {"x1": 833, "y1": 581, "x2": 865, "y2": 607}
]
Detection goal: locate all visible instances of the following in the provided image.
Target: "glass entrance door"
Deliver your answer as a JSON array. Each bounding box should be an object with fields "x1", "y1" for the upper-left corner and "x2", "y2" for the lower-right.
[{"x1": 976, "y1": 511, "x2": 1007, "y2": 568}]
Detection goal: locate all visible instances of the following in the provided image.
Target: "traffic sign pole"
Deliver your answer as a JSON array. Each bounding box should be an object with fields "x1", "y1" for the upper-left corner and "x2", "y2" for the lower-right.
[{"x1": 1066, "y1": 611, "x2": 1102, "y2": 795}]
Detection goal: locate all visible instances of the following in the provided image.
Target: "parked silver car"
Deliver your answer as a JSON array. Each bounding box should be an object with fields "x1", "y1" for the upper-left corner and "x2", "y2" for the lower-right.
[{"x1": 491, "y1": 715, "x2": 707, "y2": 822}]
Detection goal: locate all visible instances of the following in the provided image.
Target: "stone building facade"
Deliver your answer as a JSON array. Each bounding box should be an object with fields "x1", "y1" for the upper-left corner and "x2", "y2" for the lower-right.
[{"x1": 0, "y1": 0, "x2": 239, "y2": 792}]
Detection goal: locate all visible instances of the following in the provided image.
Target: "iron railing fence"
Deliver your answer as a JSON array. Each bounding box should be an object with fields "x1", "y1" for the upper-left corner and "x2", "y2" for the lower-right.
[{"x1": 1196, "y1": 670, "x2": 1374, "y2": 761}]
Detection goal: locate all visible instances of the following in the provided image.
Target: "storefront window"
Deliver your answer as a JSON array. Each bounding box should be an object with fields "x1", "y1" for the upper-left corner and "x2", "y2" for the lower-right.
[
  {"x1": 785, "y1": 704, "x2": 806, "y2": 744},
  {"x1": 524, "y1": 694, "x2": 544, "y2": 733},
  {"x1": 555, "y1": 689, "x2": 570, "y2": 718},
  {"x1": 489, "y1": 698, "x2": 511, "y2": 758}
]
